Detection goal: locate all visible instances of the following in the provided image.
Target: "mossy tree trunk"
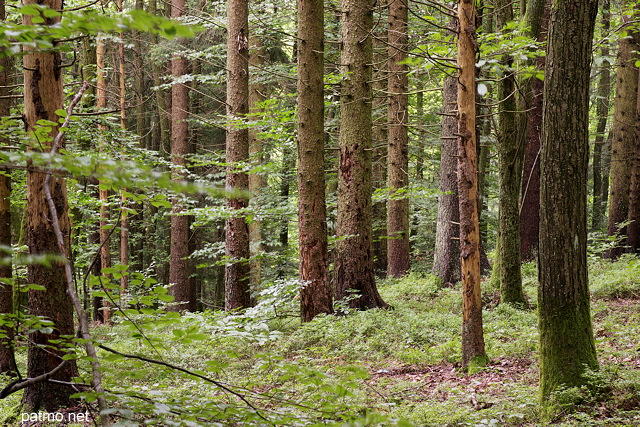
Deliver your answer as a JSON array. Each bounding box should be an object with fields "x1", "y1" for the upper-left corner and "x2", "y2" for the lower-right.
[
  {"x1": 297, "y1": 0, "x2": 333, "y2": 321},
  {"x1": 538, "y1": 0, "x2": 598, "y2": 402},
  {"x1": 22, "y1": 0, "x2": 79, "y2": 410}
]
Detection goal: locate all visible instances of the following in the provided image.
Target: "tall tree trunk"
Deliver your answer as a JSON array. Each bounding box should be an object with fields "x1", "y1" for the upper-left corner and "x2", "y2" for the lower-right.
[
  {"x1": 606, "y1": 13, "x2": 639, "y2": 259},
  {"x1": 495, "y1": 0, "x2": 526, "y2": 307},
  {"x1": 118, "y1": 0, "x2": 129, "y2": 291},
  {"x1": 538, "y1": 0, "x2": 598, "y2": 401},
  {"x1": 433, "y1": 72, "x2": 460, "y2": 286},
  {"x1": 334, "y1": 0, "x2": 387, "y2": 309},
  {"x1": 297, "y1": 0, "x2": 333, "y2": 320},
  {"x1": 386, "y1": 0, "x2": 410, "y2": 278},
  {"x1": 96, "y1": 33, "x2": 112, "y2": 323},
  {"x1": 22, "y1": 0, "x2": 79, "y2": 409},
  {"x1": 168, "y1": 0, "x2": 194, "y2": 311},
  {"x1": 591, "y1": 0, "x2": 611, "y2": 232},
  {"x1": 0, "y1": 1, "x2": 16, "y2": 372},
  {"x1": 225, "y1": 0, "x2": 251, "y2": 310},
  {"x1": 519, "y1": 0, "x2": 550, "y2": 261},
  {"x1": 248, "y1": 29, "x2": 265, "y2": 296},
  {"x1": 628, "y1": 70, "x2": 640, "y2": 252},
  {"x1": 457, "y1": 0, "x2": 487, "y2": 371}
]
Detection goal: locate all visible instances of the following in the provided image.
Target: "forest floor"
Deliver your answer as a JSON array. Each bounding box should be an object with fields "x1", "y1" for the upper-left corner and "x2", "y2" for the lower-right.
[{"x1": 1, "y1": 256, "x2": 639, "y2": 426}]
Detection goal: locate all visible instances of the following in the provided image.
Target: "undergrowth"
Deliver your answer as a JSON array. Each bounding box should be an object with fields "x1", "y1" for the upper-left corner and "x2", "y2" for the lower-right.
[{"x1": 0, "y1": 257, "x2": 638, "y2": 426}]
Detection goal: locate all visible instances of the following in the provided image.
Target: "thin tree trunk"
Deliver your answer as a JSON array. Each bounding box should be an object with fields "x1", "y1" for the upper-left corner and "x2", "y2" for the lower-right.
[
  {"x1": 225, "y1": 0, "x2": 251, "y2": 310},
  {"x1": 297, "y1": 0, "x2": 333, "y2": 320},
  {"x1": 495, "y1": 0, "x2": 526, "y2": 307},
  {"x1": 334, "y1": 0, "x2": 387, "y2": 309},
  {"x1": 457, "y1": 0, "x2": 487, "y2": 371},
  {"x1": 538, "y1": 0, "x2": 598, "y2": 401},
  {"x1": 22, "y1": 0, "x2": 79, "y2": 409},
  {"x1": 117, "y1": 0, "x2": 129, "y2": 291},
  {"x1": 386, "y1": 0, "x2": 410, "y2": 277},
  {"x1": 591, "y1": 0, "x2": 611, "y2": 232}
]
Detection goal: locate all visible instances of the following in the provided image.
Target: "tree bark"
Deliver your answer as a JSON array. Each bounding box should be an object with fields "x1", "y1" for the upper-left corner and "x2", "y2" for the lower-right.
[
  {"x1": 0, "y1": 1, "x2": 16, "y2": 372},
  {"x1": 334, "y1": 0, "x2": 387, "y2": 309},
  {"x1": 297, "y1": 0, "x2": 333, "y2": 321},
  {"x1": 225, "y1": 0, "x2": 251, "y2": 310},
  {"x1": 22, "y1": 0, "x2": 79, "y2": 409},
  {"x1": 433, "y1": 73, "x2": 460, "y2": 286},
  {"x1": 628, "y1": 69, "x2": 640, "y2": 252},
  {"x1": 538, "y1": 0, "x2": 599, "y2": 401},
  {"x1": 495, "y1": 0, "x2": 526, "y2": 307},
  {"x1": 457, "y1": 0, "x2": 487, "y2": 371},
  {"x1": 386, "y1": 0, "x2": 410, "y2": 278},
  {"x1": 606, "y1": 13, "x2": 639, "y2": 259}
]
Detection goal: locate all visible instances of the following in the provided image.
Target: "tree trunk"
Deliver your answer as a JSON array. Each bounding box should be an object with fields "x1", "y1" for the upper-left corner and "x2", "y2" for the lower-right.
[
  {"x1": 0, "y1": 2, "x2": 16, "y2": 372},
  {"x1": 22, "y1": 0, "x2": 79, "y2": 409},
  {"x1": 628, "y1": 69, "x2": 640, "y2": 252},
  {"x1": 519, "y1": 0, "x2": 550, "y2": 261},
  {"x1": 167, "y1": 0, "x2": 195, "y2": 311},
  {"x1": 433, "y1": 73, "x2": 460, "y2": 286},
  {"x1": 591, "y1": 0, "x2": 611, "y2": 232},
  {"x1": 495, "y1": 0, "x2": 526, "y2": 307},
  {"x1": 297, "y1": 0, "x2": 333, "y2": 321},
  {"x1": 606, "y1": 13, "x2": 639, "y2": 259},
  {"x1": 386, "y1": 0, "x2": 410, "y2": 278},
  {"x1": 457, "y1": 0, "x2": 487, "y2": 371},
  {"x1": 334, "y1": 0, "x2": 387, "y2": 310},
  {"x1": 538, "y1": 0, "x2": 598, "y2": 401},
  {"x1": 225, "y1": 0, "x2": 251, "y2": 310}
]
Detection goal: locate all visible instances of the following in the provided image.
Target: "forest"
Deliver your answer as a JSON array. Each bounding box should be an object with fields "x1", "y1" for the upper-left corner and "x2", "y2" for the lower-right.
[{"x1": 0, "y1": 0, "x2": 639, "y2": 424}]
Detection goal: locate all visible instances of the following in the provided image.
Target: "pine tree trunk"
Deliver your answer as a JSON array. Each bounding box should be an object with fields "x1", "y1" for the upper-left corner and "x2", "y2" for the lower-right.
[
  {"x1": 0, "y1": 3, "x2": 16, "y2": 372},
  {"x1": 433, "y1": 73, "x2": 460, "y2": 286},
  {"x1": 334, "y1": 0, "x2": 387, "y2": 310},
  {"x1": 457, "y1": 0, "x2": 487, "y2": 371},
  {"x1": 225, "y1": 0, "x2": 251, "y2": 310},
  {"x1": 297, "y1": 0, "x2": 333, "y2": 320},
  {"x1": 495, "y1": 0, "x2": 526, "y2": 307},
  {"x1": 628, "y1": 69, "x2": 640, "y2": 252},
  {"x1": 22, "y1": 0, "x2": 79, "y2": 409},
  {"x1": 386, "y1": 0, "x2": 410, "y2": 278},
  {"x1": 591, "y1": 0, "x2": 611, "y2": 232},
  {"x1": 538, "y1": 0, "x2": 598, "y2": 401},
  {"x1": 606, "y1": 13, "x2": 639, "y2": 259}
]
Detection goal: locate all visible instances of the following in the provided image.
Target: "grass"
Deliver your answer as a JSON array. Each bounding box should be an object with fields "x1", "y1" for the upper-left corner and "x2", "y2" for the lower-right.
[{"x1": 1, "y1": 256, "x2": 639, "y2": 426}]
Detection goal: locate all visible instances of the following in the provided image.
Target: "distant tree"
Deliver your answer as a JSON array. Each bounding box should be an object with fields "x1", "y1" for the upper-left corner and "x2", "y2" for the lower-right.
[
  {"x1": 456, "y1": 0, "x2": 487, "y2": 370},
  {"x1": 334, "y1": 0, "x2": 387, "y2": 309},
  {"x1": 297, "y1": 0, "x2": 333, "y2": 321},
  {"x1": 22, "y1": 0, "x2": 79, "y2": 410},
  {"x1": 386, "y1": 0, "x2": 410, "y2": 278},
  {"x1": 538, "y1": 0, "x2": 598, "y2": 401},
  {"x1": 606, "y1": 12, "x2": 639, "y2": 259},
  {"x1": 225, "y1": 0, "x2": 251, "y2": 310}
]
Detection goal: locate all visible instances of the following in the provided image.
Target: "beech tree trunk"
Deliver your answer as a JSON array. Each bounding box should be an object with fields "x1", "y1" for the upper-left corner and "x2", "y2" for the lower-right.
[
  {"x1": 22, "y1": 0, "x2": 79, "y2": 409},
  {"x1": 538, "y1": 0, "x2": 598, "y2": 401},
  {"x1": 386, "y1": 0, "x2": 410, "y2": 278},
  {"x1": 606, "y1": 13, "x2": 639, "y2": 259},
  {"x1": 225, "y1": 0, "x2": 251, "y2": 310},
  {"x1": 297, "y1": 0, "x2": 333, "y2": 320},
  {"x1": 334, "y1": 0, "x2": 387, "y2": 309},
  {"x1": 457, "y1": 0, "x2": 487, "y2": 371}
]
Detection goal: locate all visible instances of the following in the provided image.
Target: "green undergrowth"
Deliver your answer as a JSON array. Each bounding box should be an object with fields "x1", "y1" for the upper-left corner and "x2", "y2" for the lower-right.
[{"x1": 1, "y1": 258, "x2": 639, "y2": 426}]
